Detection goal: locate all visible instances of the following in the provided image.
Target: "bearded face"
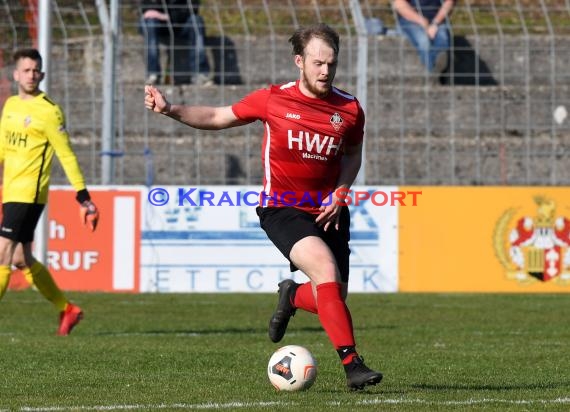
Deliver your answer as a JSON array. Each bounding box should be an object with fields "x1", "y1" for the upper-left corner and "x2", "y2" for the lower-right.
[{"x1": 295, "y1": 37, "x2": 337, "y2": 98}]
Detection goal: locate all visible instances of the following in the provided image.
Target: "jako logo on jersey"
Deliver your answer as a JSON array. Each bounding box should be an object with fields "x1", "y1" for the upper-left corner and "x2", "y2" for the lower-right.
[
  {"x1": 288, "y1": 130, "x2": 342, "y2": 156},
  {"x1": 285, "y1": 112, "x2": 301, "y2": 120},
  {"x1": 330, "y1": 112, "x2": 343, "y2": 131}
]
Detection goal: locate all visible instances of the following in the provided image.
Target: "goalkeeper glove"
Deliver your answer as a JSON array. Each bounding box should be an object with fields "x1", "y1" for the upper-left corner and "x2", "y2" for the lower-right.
[{"x1": 79, "y1": 200, "x2": 100, "y2": 232}]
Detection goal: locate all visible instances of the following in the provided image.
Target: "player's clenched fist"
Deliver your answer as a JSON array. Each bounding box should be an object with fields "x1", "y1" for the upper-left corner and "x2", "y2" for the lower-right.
[{"x1": 144, "y1": 85, "x2": 170, "y2": 114}]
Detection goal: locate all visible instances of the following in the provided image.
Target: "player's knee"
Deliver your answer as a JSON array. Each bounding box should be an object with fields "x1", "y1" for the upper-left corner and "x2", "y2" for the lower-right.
[{"x1": 0, "y1": 238, "x2": 16, "y2": 266}]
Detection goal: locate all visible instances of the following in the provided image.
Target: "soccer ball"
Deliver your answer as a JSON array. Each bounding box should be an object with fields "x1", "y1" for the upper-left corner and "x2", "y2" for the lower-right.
[{"x1": 267, "y1": 345, "x2": 317, "y2": 391}]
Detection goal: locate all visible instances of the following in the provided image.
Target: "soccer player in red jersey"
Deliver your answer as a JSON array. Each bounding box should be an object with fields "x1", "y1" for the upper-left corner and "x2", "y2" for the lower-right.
[{"x1": 145, "y1": 23, "x2": 382, "y2": 390}]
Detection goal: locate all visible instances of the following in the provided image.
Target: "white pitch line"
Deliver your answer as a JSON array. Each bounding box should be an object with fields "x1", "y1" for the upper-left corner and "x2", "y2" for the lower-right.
[
  {"x1": 357, "y1": 397, "x2": 570, "y2": 406},
  {"x1": 16, "y1": 397, "x2": 570, "y2": 411},
  {"x1": 19, "y1": 402, "x2": 287, "y2": 411}
]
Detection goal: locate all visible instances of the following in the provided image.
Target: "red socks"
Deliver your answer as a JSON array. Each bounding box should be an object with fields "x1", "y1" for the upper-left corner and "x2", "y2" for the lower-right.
[
  {"x1": 293, "y1": 281, "x2": 358, "y2": 362},
  {"x1": 293, "y1": 282, "x2": 318, "y2": 314},
  {"x1": 316, "y1": 282, "x2": 355, "y2": 349}
]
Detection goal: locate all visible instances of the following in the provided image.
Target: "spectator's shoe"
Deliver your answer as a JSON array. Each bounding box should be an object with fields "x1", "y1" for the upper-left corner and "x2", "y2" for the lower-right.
[
  {"x1": 57, "y1": 303, "x2": 83, "y2": 336},
  {"x1": 344, "y1": 356, "x2": 383, "y2": 390},
  {"x1": 431, "y1": 51, "x2": 448, "y2": 85},
  {"x1": 268, "y1": 279, "x2": 299, "y2": 343},
  {"x1": 146, "y1": 74, "x2": 159, "y2": 85},
  {"x1": 193, "y1": 73, "x2": 215, "y2": 87}
]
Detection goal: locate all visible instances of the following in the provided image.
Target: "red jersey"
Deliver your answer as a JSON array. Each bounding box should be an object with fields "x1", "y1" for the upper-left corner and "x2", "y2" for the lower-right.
[{"x1": 231, "y1": 80, "x2": 364, "y2": 214}]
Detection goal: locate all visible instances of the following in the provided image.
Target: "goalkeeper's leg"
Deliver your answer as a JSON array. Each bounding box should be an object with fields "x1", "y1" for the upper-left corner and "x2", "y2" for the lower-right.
[
  {"x1": 0, "y1": 236, "x2": 17, "y2": 300},
  {"x1": 15, "y1": 243, "x2": 83, "y2": 335},
  {"x1": 14, "y1": 243, "x2": 68, "y2": 311},
  {"x1": 0, "y1": 265, "x2": 12, "y2": 300},
  {"x1": 22, "y1": 262, "x2": 68, "y2": 311},
  {"x1": 25, "y1": 261, "x2": 84, "y2": 336}
]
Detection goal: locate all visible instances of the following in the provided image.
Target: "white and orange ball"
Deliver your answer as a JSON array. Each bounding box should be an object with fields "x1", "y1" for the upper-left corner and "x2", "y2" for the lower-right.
[{"x1": 267, "y1": 345, "x2": 317, "y2": 391}]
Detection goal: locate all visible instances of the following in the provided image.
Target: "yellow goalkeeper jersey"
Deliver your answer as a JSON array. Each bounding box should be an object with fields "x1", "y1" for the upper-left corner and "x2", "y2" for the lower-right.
[{"x1": 0, "y1": 92, "x2": 86, "y2": 204}]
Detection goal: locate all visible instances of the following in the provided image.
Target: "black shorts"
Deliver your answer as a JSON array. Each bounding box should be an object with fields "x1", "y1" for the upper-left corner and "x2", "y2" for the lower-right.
[
  {"x1": 0, "y1": 202, "x2": 45, "y2": 243},
  {"x1": 256, "y1": 206, "x2": 351, "y2": 282}
]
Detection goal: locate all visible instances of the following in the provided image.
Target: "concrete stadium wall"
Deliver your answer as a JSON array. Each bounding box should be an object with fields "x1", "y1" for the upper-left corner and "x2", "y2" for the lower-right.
[{"x1": 43, "y1": 33, "x2": 570, "y2": 186}]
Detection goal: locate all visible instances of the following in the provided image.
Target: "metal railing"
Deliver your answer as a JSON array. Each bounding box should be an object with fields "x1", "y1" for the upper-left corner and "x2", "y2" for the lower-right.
[{"x1": 0, "y1": 0, "x2": 569, "y2": 186}]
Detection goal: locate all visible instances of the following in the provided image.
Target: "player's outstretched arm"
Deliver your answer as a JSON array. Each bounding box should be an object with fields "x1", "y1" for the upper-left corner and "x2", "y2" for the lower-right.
[{"x1": 144, "y1": 85, "x2": 248, "y2": 130}]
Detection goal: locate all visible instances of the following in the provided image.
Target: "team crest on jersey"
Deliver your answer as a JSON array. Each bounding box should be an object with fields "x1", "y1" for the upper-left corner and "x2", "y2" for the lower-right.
[
  {"x1": 330, "y1": 112, "x2": 343, "y2": 131},
  {"x1": 493, "y1": 196, "x2": 570, "y2": 285},
  {"x1": 23, "y1": 115, "x2": 31, "y2": 128}
]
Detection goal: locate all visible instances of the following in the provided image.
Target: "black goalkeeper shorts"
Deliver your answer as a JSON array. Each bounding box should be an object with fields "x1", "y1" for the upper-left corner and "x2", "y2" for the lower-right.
[
  {"x1": 1, "y1": 202, "x2": 45, "y2": 243},
  {"x1": 256, "y1": 206, "x2": 351, "y2": 282}
]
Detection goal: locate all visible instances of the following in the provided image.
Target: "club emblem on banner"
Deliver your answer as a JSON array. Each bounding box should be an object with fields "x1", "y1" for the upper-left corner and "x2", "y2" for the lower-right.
[{"x1": 493, "y1": 196, "x2": 570, "y2": 285}]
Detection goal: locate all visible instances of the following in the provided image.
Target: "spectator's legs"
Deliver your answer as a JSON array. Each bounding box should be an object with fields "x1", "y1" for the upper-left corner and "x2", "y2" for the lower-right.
[
  {"x1": 430, "y1": 25, "x2": 451, "y2": 71},
  {"x1": 140, "y1": 17, "x2": 163, "y2": 82},
  {"x1": 398, "y1": 17, "x2": 433, "y2": 71},
  {"x1": 183, "y1": 14, "x2": 210, "y2": 82}
]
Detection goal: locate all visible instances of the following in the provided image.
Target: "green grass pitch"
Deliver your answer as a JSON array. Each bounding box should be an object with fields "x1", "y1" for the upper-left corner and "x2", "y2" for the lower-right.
[{"x1": 1, "y1": 291, "x2": 569, "y2": 411}]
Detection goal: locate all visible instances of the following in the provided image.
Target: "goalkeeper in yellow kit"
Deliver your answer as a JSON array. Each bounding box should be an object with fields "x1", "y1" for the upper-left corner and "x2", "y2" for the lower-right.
[{"x1": 0, "y1": 48, "x2": 100, "y2": 335}]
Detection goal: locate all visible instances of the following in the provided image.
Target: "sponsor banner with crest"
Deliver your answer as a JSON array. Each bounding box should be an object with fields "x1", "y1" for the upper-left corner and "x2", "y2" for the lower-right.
[
  {"x1": 399, "y1": 186, "x2": 570, "y2": 292},
  {"x1": 7, "y1": 185, "x2": 569, "y2": 293}
]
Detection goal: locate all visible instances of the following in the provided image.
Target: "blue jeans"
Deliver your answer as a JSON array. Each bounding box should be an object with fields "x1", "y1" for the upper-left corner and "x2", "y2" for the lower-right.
[
  {"x1": 140, "y1": 14, "x2": 209, "y2": 79},
  {"x1": 397, "y1": 16, "x2": 451, "y2": 72}
]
